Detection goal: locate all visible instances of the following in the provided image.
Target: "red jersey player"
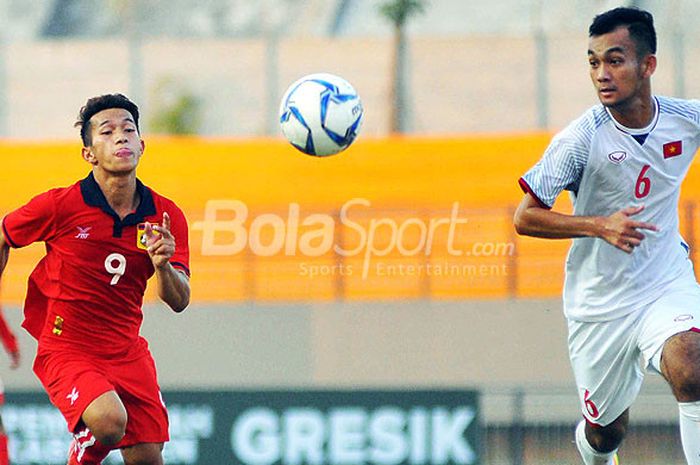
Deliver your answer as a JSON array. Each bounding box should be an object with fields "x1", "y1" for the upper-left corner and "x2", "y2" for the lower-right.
[
  {"x1": 0, "y1": 94, "x2": 190, "y2": 465},
  {"x1": 0, "y1": 304, "x2": 19, "y2": 465}
]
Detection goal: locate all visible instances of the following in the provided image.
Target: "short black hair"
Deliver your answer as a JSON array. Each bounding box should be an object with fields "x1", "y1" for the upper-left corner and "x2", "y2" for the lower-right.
[
  {"x1": 75, "y1": 93, "x2": 140, "y2": 146},
  {"x1": 589, "y1": 7, "x2": 656, "y2": 57}
]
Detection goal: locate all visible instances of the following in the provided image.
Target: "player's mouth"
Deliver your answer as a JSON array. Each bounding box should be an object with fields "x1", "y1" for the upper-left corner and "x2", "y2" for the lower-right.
[
  {"x1": 599, "y1": 87, "x2": 616, "y2": 98},
  {"x1": 115, "y1": 148, "x2": 133, "y2": 158}
]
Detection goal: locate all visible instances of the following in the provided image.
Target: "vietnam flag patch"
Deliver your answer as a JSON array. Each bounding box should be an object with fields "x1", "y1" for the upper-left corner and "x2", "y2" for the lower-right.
[{"x1": 663, "y1": 140, "x2": 682, "y2": 159}]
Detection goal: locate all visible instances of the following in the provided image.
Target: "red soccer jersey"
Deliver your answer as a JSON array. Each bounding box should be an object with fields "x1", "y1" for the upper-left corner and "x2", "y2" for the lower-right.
[{"x1": 2, "y1": 173, "x2": 190, "y2": 357}]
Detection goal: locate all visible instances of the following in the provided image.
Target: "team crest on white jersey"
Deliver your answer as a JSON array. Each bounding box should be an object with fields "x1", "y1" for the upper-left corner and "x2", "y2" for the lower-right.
[
  {"x1": 74, "y1": 226, "x2": 92, "y2": 239},
  {"x1": 607, "y1": 151, "x2": 627, "y2": 165}
]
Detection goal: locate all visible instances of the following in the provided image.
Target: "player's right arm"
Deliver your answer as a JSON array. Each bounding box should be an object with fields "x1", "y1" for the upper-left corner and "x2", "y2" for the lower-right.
[{"x1": 513, "y1": 193, "x2": 658, "y2": 254}]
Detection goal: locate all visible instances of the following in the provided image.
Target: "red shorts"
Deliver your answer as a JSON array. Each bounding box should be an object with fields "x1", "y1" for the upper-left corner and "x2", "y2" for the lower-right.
[{"x1": 32, "y1": 338, "x2": 169, "y2": 447}]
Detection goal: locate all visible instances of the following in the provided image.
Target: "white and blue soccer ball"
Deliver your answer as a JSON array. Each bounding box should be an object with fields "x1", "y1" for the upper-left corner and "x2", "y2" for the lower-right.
[{"x1": 279, "y1": 73, "x2": 363, "y2": 157}]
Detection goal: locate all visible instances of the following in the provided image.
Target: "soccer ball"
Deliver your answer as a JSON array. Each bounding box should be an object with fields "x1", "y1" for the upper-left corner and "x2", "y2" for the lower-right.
[{"x1": 279, "y1": 73, "x2": 363, "y2": 157}]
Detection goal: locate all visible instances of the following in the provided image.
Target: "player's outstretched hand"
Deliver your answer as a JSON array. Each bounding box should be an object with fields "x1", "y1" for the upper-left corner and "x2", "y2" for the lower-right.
[
  {"x1": 143, "y1": 212, "x2": 176, "y2": 269},
  {"x1": 601, "y1": 205, "x2": 658, "y2": 254}
]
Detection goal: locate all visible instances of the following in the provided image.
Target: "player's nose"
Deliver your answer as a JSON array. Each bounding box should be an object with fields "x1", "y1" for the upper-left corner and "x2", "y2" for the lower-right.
[
  {"x1": 114, "y1": 130, "x2": 128, "y2": 143},
  {"x1": 595, "y1": 64, "x2": 610, "y2": 81}
]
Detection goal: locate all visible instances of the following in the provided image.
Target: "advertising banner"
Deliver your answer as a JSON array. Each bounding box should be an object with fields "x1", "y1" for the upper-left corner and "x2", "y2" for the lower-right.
[{"x1": 4, "y1": 389, "x2": 480, "y2": 465}]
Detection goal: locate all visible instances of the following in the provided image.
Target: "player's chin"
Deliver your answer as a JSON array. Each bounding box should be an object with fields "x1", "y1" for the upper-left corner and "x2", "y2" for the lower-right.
[
  {"x1": 106, "y1": 162, "x2": 138, "y2": 174},
  {"x1": 597, "y1": 94, "x2": 617, "y2": 107}
]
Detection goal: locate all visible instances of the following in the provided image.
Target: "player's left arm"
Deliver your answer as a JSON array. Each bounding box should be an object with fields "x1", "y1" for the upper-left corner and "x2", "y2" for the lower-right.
[
  {"x1": 0, "y1": 307, "x2": 19, "y2": 369},
  {"x1": 0, "y1": 224, "x2": 9, "y2": 298},
  {"x1": 0, "y1": 224, "x2": 18, "y2": 368},
  {"x1": 0, "y1": 226, "x2": 8, "y2": 278},
  {"x1": 144, "y1": 212, "x2": 190, "y2": 313}
]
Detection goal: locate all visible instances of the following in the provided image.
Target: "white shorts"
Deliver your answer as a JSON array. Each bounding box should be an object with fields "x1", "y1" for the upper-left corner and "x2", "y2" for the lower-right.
[{"x1": 568, "y1": 278, "x2": 700, "y2": 426}]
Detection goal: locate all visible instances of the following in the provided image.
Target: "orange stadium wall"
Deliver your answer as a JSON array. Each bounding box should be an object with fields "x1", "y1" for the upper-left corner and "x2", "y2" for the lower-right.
[{"x1": 3, "y1": 135, "x2": 700, "y2": 304}]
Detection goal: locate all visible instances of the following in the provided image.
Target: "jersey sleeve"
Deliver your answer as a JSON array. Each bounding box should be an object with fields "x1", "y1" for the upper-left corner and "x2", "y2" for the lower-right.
[
  {"x1": 167, "y1": 204, "x2": 190, "y2": 277},
  {"x1": 519, "y1": 132, "x2": 588, "y2": 208},
  {"x1": 2, "y1": 190, "x2": 57, "y2": 248}
]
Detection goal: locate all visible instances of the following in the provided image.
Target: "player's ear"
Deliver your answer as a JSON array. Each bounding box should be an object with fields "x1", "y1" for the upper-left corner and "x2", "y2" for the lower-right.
[
  {"x1": 642, "y1": 54, "x2": 656, "y2": 78},
  {"x1": 81, "y1": 146, "x2": 97, "y2": 165}
]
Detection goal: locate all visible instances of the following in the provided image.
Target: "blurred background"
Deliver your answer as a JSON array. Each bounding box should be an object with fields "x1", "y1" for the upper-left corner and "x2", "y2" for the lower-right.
[{"x1": 0, "y1": 0, "x2": 698, "y2": 464}]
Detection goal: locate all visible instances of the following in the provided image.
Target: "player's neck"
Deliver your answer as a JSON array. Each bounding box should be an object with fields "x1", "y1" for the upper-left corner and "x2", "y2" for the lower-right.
[
  {"x1": 607, "y1": 92, "x2": 655, "y2": 129},
  {"x1": 92, "y1": 170, "x2": 140, "y2": 219}
]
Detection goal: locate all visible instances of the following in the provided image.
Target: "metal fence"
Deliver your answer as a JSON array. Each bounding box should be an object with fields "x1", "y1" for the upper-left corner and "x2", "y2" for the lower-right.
[{"x1": 482, "y1": 384, "x2": 684, "y2": 465}]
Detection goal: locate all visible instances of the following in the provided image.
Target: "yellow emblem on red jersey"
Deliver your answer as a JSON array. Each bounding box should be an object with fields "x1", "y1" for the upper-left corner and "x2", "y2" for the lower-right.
[
  {"x1": 137, "y1": 223, "x2": 161, "y2": 250},
  {"x1": 52, "y1": 315, "x2": 64, "y2": 336}
]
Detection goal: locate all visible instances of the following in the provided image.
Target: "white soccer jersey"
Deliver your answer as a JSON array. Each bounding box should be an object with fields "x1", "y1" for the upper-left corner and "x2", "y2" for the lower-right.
[{"x1": 521, "y1": 96, "x2": 700, "y2": 321}]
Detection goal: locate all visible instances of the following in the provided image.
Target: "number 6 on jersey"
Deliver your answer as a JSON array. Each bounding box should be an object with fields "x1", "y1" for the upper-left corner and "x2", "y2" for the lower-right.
[
  {"x1": 635, "y1": 164, "x2": 651, "y2": 199},
  {"x1": 105, "y1": 253, "x2": 126, "y2": 285}
]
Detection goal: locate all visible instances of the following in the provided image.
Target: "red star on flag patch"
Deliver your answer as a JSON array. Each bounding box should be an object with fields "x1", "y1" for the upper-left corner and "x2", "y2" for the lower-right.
[{"x1": 663, "y1": 140, "x2": 682, "y2": 159}]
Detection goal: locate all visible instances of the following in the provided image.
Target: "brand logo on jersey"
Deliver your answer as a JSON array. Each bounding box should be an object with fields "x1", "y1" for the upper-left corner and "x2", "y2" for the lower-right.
[
  {"x1": 607, "y1": 151, "x2": 627, "y2": 164},
  {"x1": 74, "y1": 226, "x2": 92, "y2": 239},
  {"x1": 66, "y1": 387, "x2": 79, "y2": 405},
  {"x1": 663, "y1": 140, "x2": 683, "y2": 159},
  {"x1": 137, "y1": 223, "x2": 161, "y2": 250},
  {"x1": 674, "y1": 314, "x2": 694, "y2": 322}
]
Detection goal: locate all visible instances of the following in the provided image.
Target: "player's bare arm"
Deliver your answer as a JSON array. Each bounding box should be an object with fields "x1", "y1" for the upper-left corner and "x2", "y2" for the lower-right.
[
  {"x1": 144, "y1": 212, "x2": 190, "y2": 312},
  {"x1": 0, "y1": 229, "x2": 18, "y2": 370},
  {"x1": 0, "y1": 227, "x2": 9, "y2": 278},
  {"x1": 514, "y1": 193, "x2": 658, "y2": 254}
]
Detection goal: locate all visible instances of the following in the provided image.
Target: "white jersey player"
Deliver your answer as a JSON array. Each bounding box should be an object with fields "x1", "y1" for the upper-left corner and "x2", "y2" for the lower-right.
[{"x1": 515, "y1": 7, "x2": 700, "y2": 465}]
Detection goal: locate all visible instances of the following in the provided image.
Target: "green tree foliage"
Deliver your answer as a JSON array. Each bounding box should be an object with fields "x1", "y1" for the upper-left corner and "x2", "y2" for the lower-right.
[
  {"x1": 150, "y1": 78, "x2": 202, "y2": 135},
  {"x1": 379, "y1": 0, "x2": 426, "y2": 27}
]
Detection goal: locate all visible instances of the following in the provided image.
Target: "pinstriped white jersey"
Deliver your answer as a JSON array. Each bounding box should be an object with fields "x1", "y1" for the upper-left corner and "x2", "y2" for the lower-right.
[{"x1": 521, "y1": 96, "x2": 700, "y2": 321}]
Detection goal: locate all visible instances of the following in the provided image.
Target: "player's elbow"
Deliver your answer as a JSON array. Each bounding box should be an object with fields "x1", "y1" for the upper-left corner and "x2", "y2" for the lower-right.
[
  {"x1": 160, "y1": 287, "x2": 190, "y2": 313},
  {"x1": 168, "y1": 292, "x2": 190, "y2": 313},
  {"x1": 160, "y1": 268, "x2": 190, "y2": 312},
  {"x1": 513, "y1": 199, "x2": 544, "y2": 237},
  {"x1": 513, "y1": 209, "x2": 531, "y2": 236}
]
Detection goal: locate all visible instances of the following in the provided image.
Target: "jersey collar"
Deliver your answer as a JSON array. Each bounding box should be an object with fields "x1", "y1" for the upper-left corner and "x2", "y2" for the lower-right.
[
  {"x1": 80, "y1": 172, "x2": 156, "y2": 237},
  {"x1": 606, "y1": 96, "x2": 660, "y2": 137}
]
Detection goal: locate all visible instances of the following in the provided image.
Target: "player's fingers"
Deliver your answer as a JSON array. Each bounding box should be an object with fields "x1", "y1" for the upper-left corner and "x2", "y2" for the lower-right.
[
  {"x1": 622, "y1": 204, "x2": 645, "y2": 216},
  {"x1": 10, "y1": 352, "x2": 19, "y2": 369},
  {"x1": 631, "y1": 221, "x2": 658, "y2": 231},
  {"x1": 617, "y1": 241, "x2": 634, "y2": 253},
  {"x1": 162, "y1": 212, "x2": 171, "y2": 231},
  {"x1": 626, "y1": 230, "x2": 646, "y2": 241},
  {"x1": 147, "y1": 240, "x2": 163, "y2": 254},
  {"x1": 152, "y1": 226, "x2": 172, "y2": 239},
  {"x1": 148, "y1": 241, "x2": 174, "y2": 257},
  {"x1": 618, "y1": 228, "x2": 649, "y2": 251}
]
